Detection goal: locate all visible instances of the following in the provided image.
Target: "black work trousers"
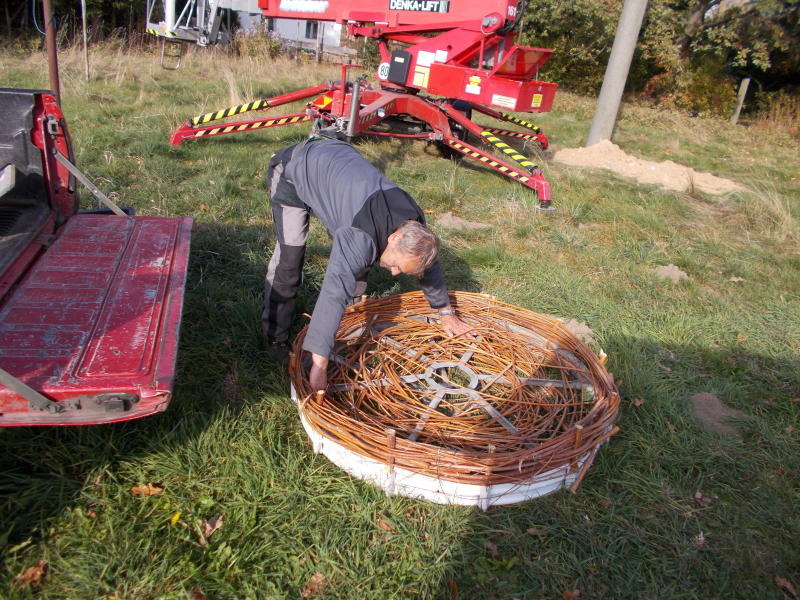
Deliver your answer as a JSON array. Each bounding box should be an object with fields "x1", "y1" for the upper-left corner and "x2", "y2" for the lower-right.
[{"x1": 261, "y1": 149, "x2": 366, "y2": 343}]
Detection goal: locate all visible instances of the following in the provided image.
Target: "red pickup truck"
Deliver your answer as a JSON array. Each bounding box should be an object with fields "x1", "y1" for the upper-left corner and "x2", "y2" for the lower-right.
[{"x1": 0, "y1": 88, "x2": 193, "y2": 426}]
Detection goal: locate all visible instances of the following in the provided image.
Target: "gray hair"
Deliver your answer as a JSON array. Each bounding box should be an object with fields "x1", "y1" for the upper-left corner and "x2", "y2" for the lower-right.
[{"x1": 393, "y1": 220, "x2": 440, "y2": 276}]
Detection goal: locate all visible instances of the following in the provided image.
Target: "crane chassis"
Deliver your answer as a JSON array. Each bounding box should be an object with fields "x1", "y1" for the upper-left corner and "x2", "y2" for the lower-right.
[{"x1": 170, "y1": 0, "x2": 559, "y2": 208}]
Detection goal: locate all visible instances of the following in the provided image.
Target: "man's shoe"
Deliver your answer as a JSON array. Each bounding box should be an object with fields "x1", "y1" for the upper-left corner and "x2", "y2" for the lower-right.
[{"x1": 264, "y1": 339, "x2": 290, "y2": 366}]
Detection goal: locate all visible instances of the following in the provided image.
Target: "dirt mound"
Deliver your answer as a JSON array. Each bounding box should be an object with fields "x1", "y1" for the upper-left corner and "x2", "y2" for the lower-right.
[
  {"x1": 689, "y1": 392, "x2": 745, "y2": 440},
  {"x1": 436, "y1": 212, "x2": 491, "y2": 230},
  {"x1": 553, "y1": 140, "x2": 745, "y2": 196},
  {"x1": 652, "y1": 264, "x2": 688, "y2": 283}
]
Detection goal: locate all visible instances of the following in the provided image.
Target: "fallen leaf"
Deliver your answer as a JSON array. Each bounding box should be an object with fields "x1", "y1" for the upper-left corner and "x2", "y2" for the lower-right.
[
  {"x1": 170, "y1": 511, "x2": 182, "y2": 525},
  {"x1": 301, "y1": 572, "x2": 327, "y2": 598},
  {"x1": 484, "y1": 540, "x2": 499, "y2": 557},
  {"x1": 87, "y1": 508, "x2": 97, "y2": 519},
  {"x1": 130, "y1": 482, "x2": 164, "y2": 497},
  {"x1": 376, "y1": 517, "x2": 396, "y2": 533},
  {"x1": 526, "y1": 528, "x2": 548, "y2": 537},
  {"x1": 776, "y1": 577, "x2": 799, "y2": 600},
  {"x1": 729, "y1": 276, "x2": 745, "y2": 282},
  {"x1": 632, "y1": 398, "x2": 645, "y2": 407},
  {"x1": 736, "y1": 333, "x2": 748, "y2": 342},
  {"x1": 198, "y1": 203, "x2": 209, "y2": 211},
  {"x1": 448, "y1": 579, "x2": 458, "y2": 600},
  {"x1": 562, "y1": 590, "x2": 581, "y2": 599},
  {"x1": 13, "y1": 560, "x2": 48, "y2": 588},
  {"x1": 200, "y1": 515, "x2": 223, "y2": 543},
  {"x1": 692, "y1": 531, "x2": 706, "y2": 548},
  {"x1": 187, "y1": 585, "x2": 207, "y2": 600}
]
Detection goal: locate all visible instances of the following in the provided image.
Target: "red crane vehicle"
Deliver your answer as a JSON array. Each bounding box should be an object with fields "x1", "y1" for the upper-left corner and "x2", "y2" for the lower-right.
[
  {"x1": 0, "y1": 88, "x2": 193, "y2": 426},
  {"x1": 170, "y1": 0, "x2": 558, "y2": 209}
]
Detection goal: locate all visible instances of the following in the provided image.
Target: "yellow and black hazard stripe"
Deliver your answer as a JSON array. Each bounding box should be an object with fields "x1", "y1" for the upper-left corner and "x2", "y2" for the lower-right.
[
  {"x1": 146, "y1": 28, "x2": 177, "y2": 37},
  {"x1": 193, "y1": 115, "x2": 310, "y2": 139},
  {"x1": 498, "y1": 112, "x2": 542, "y2": 133},
  {"x1": 479, "y1": 131, "x2": 538, "y2": 172},
  {"x1": 483, "y1": 127, "x2": 539, "y2": 140},
  {"x1": 446, "y1": 141, "x2": 530, "y2": 184},
  {"x1": 191, "y1": 99, "x2": 273, "y2": 126}
]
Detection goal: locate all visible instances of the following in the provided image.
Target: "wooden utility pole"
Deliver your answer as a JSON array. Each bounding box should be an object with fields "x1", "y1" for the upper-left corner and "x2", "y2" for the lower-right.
[
  {"x1": 42, "y1": 0, "x2": 61, "y2": 105},
  {"x1": 586, "y1": 0, "x2": 648, "y2": 146},
  {"x1": 81, "y1": 0, "x2": 90, "y2": 81},
  {"x1": 730, "y1": 77, "x2": 751, "y2": 124}
]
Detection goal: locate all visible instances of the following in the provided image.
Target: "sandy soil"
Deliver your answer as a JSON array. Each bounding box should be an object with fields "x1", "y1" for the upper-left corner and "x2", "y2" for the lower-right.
[
  {"x1": 689, "y1": 392, "x2": 746, "y2": 440},
  {"x1": 553, "y1": 140, "x2": 746, "y2": 196}
]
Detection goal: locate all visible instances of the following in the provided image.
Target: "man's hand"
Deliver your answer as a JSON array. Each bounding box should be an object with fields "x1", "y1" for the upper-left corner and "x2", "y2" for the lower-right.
[
  {"x1": 308, "y1": 352, "x2": 329, "y2": 392},
  {"x1": 440, "y1": 312, "x2": 472, "y2": 337}
]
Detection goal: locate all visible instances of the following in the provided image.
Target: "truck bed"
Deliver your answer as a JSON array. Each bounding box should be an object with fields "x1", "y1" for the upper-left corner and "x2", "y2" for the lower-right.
[{"x1": 0, "y1": 213, "x2": 193, "y2": 425}]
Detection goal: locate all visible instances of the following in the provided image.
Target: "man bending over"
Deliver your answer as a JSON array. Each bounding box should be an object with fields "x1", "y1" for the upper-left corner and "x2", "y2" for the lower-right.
[{"x1": 262, "y1": 134, "x2": 470, "y2": 391}]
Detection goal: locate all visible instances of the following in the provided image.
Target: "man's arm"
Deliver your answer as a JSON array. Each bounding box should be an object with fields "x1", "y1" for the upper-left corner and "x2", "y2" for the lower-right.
[{"x1": 302, "y1": 228, "x2": 375, "y2": 390}]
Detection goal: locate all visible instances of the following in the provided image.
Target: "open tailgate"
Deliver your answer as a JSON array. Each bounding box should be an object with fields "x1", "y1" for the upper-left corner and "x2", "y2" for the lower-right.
[{"x1": 0, "y1": 213, "x2": 192, "y2": 426}]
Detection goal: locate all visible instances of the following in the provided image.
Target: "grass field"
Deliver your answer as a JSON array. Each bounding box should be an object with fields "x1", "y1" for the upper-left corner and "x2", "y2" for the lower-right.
[{"x1": 1, "y1": 42, "x2": 799, "y2": 600}]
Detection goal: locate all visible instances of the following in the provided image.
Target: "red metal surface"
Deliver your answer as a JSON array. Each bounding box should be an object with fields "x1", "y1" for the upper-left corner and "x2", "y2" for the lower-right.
[
  {"x1": 0, "y1": 214, "x2": 193, "y2": 426},
  {"x1": 31, "y1": 92, "x2": 78, "y2": 223},
  {"x1": 0, "y1": 215, "x2": 56, "y2": 303}
]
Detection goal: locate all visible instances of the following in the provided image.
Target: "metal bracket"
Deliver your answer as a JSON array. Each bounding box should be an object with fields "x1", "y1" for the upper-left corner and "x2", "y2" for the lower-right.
[
  {"x1": 44, "y1": 121, "x2": 129, "y2": 218},
  {"x1": 0, "y1": 367, "x2": 63, "y2": 413}
]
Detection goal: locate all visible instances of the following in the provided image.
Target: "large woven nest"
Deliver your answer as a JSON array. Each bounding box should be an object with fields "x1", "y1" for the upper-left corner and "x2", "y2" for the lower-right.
[{"x1": 289, "y1": 291, "x2": 620, "y2": 490}]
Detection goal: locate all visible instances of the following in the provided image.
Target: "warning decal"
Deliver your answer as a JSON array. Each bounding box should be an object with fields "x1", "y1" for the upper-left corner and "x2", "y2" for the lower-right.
[
  {"x1": 413, "y1": 66, "x2": 431, "y2": 88},
  {"x1": 465, "y1": 75, "x2": 481, "y2": 95}
]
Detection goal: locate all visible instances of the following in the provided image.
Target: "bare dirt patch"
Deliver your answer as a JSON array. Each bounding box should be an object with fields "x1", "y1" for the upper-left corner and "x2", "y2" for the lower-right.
[
  {"x1": 689, "y1": 392, "x2": 746, "y2": 440},
  {"x1": 652, "y1": 264, "x2": 688, "y2": 283},
  {"x1": 437, "y1": 212, "x2": 491, "y2": 230},
  {"x1": 553, "y1": 140, "x2": 746, "y2": 196}
]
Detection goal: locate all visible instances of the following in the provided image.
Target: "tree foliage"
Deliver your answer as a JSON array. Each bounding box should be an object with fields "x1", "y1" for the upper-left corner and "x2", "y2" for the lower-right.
[{"x1": 523, "y1": 0, "x2": 799, "y2": 114}]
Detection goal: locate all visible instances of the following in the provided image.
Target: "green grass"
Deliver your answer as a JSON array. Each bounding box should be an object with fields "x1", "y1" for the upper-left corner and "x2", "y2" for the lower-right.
[{"x1": 1, "y1": 43, "x2": 799, "y2": 599}]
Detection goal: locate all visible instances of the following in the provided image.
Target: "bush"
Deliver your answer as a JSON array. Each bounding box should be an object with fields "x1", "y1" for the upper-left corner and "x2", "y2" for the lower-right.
[
  {"x1": 233, "y1": 30, "x2": 285, "y2": 59},
  {"x1": 750, "y1": 88, "x2": 800, "y2": 138},
  {"x1": 640, "y1": 59, "x2": 737, "y2": 117}
]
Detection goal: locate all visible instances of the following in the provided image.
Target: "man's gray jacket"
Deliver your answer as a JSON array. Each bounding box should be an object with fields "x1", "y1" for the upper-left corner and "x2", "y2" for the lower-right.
[{"x1": 278, "y1": 138, "x2": 450, "y2": 359}]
